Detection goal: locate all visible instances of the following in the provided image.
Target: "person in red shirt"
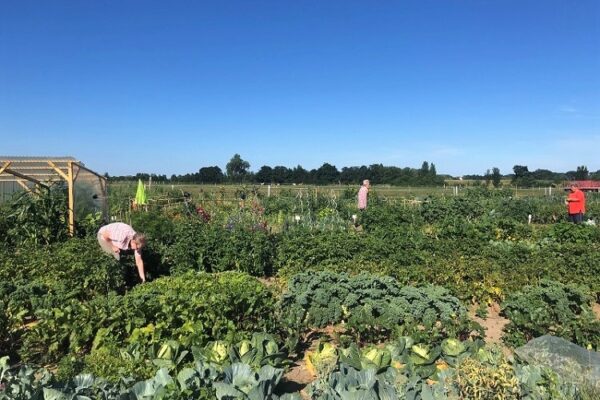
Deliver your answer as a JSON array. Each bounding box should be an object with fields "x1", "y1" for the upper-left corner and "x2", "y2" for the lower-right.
[{"x1": 565, "y1": 184, "x2": 586, "y2": 223}]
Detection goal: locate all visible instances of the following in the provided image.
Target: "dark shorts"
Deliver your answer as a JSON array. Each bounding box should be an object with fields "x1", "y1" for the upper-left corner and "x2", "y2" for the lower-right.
[{"x1": 568, "y1": 213, "x2": 584, "y2": 224}]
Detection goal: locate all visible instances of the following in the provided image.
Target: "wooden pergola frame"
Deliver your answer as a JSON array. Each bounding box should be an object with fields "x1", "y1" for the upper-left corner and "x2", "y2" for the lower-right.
[{"x1": 0, "y1": 158, "x2": 107, "y2": 235}]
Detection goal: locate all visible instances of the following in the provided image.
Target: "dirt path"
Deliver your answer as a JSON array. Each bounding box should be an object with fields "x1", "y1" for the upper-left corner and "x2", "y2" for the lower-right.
[
  {"x1": 281, "y1": 360, "x2": 313, "y2": 399},
  {"x1": 469, "y1": 303, "x2": 511, "y2": 355},
  {"x1": 593, "y1": 303, "x2": 600, "y2": 320},
  {"x1": 279, "y1": 327, "x2": 344, "y2": 399}
]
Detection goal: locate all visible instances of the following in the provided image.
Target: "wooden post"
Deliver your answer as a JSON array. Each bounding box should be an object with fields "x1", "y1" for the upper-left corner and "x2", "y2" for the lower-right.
[{"x1": 67, "y1": 161, "x2": 75, "y2": 236}]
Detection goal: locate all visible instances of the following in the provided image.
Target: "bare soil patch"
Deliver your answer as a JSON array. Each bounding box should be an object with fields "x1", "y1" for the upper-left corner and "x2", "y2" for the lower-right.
[
  {"x1": 470, "y1": 303, "x2": 511, "y2": 355},
  {"x1": 592, "y1": 302, "x2": 600, "y2": 320},
  {"x1": 281, "y1": 360, "x2": 313, "y2": 399},
  {"x1": 279, "y1": 326, "x2": 346, "y2": 398}
]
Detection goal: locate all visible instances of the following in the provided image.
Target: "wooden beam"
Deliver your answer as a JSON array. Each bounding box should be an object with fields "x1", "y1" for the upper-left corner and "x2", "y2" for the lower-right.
[
  {"x1": 47, "y1": 161, "x2": 69, "y2": 181},
  {"x1": 67, "y1": 161, "x2": 75, "y2": 236},
  {"x1": 0, "y1": 165, "x2": 64, "y2": 170},
  {"x1": 16, "y1": 180, "x2": 31, "y2": 192},
  {"x1": 0, "y1": 161, "x2": 11, "y2": 175},
  {"x1": 0, "y1": 159, "x2": 76, "y2": 163},
  {"x1": 3, "y1": 168, "x2": 49, "y2": 187},
  {"x1": 73, "y1": 165, "x2": 81, "y2": 182},
  {"x1": 74, "y1": 162, "x2": 107, "y2": 181},
  {"x1": 0, "y1": 172, "x2": 63, "y2": 177}
]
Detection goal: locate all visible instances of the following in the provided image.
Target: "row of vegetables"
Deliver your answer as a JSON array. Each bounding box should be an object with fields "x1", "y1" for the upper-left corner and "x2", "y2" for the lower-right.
[
  {"x1": 1, "y1": 189, "x2": 599, "y2": 399},
  {"x1": 1, "y1": 265, "x2": 599, "y2": 398},
  {"x1": 1, "y1": 334, "x2": 597, "y2": 399}
]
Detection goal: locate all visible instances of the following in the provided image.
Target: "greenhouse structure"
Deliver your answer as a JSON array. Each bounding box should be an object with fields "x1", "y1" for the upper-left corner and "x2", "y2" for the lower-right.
[{"x1": 0, "y1": 156, "x2": 108, "y2": 235}]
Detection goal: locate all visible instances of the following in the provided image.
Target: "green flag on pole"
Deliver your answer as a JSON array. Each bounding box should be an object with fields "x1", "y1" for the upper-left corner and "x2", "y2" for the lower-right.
[{"x1": 135, "y1": 179, "x2": 147, "y2": 206}]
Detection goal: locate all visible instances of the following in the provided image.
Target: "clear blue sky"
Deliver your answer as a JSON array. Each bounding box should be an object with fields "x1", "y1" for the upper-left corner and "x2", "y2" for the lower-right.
[{"x1": 1, "y1": 0, "x2": 599, "y2": 177}]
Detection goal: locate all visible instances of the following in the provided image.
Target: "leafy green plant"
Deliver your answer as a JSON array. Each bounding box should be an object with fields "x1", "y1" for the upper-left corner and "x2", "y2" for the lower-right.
[
  {"x1": 163, "y1": 219, "x2": 275, "y2": 276},
  {"x1": 546, "y1": 223, "x2": 600, "y2": 245},
  {"x1": 455, "y1": 356, "x2": 521, "y2": 399},
  {"x1": 18, "y1": 292, "x2": 123, "y2": 364},
  {"x1": 501, "y1": 280, "x2": 600, "y2": 348},
  {"x1": 515, "y1": 364, "x2": 581, "y2": 400},
  {"x1": 338, "y1": 344, "x2": 392, "y2": 374},
  {"x1": 0, "y1": 355, "x2": 51, "y2": 399},
  {"x1": 3, "y1": 185, "x2": 69, "y2": 246},
  {"x1": 0, "y1": 237, "x2": 125, "y2": 301},
  {"x1": 307, "y1": 363, "x2": 399, "y2": 400},
  {"x1": 83, "y1": 342, "x2": 156, "y2": 382},
  {"x1": 115, "y1": 272, "x2": 277, "y2": 349},
  {"x1": 280, "y1": 271, "x2": 479, "y2": 343},
  {"x1": 304, "y1": 341, "x2": 339, "y2": 377},
  {"x1": 213, "y1": 363, "x2": 291, "y2": 400},
  {"x1": 0, "y1": 301, "x2": 8, "y2": 356},
  {"x1": 228, "y1": 333, "x2": 290, "y2": 370},
  {"x1": 1, "y1": 355, "x2": 236, "y2": 400}
]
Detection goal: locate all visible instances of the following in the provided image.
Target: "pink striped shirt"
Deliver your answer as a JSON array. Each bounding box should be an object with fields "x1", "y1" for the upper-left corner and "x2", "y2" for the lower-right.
[
  {"x1": 358, "y1": 186, "x2": 369, "y2": 209},
  {"x1": 99, "y1": 223, "x2": 140, "y2": 255}
]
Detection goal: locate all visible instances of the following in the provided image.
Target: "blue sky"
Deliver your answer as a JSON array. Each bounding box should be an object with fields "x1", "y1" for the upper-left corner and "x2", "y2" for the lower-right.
[{"x1": 1, "y1": 0, "x2": 599, "y2": 177}]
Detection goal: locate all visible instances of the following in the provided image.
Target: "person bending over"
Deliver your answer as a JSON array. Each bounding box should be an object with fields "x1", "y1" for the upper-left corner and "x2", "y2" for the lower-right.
[{"x1": 97, "y1": 222, "x2": 146, "y2": 282}]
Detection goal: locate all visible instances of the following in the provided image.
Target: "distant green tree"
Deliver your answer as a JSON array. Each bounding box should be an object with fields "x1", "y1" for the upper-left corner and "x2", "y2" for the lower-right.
[
  {"x1": 314, "y1": 163, "x2": 340, "y2": 184},
  {"x1": 512, "y1": 165, "x2": 534, "y2": 187},
  {"x1": 272, "y1": 166, "x2": 290, "y2": 184},
  {"x1": 485, "y1": 169, "x2": 492, "y2": 187},
  {"x1": 226, "y1": 154, "x2": 250, "y2": 182},
  {"x1": 575, "y1": 165, "x2": 589, "y2": 180},
  {"x1": 531, "y1": 169, "x2": 556, "y2": 181},
  {"x1": 255, "y1": 165, "x2": 273, "y2": 183},
  {"x1": 513, "y1": 165, "x2": 529, "y2": 179},
  {"x1": 290, "y1": 165, "x2": 309, "y2": 183},
  {"x1": 512, "y1": 165, "x2": 531, "y2": 186},
  {"x1": 492, "y1": 167, "x2": 502, "y2": 188},
  {"x1": 369, "y1": 164, "x2": 385, "y2": 184},
  {"x1": 199, "y1": 166, "x2": 224, "y2": 183},
  {"x1": 340, "y1": 166, "x2": 361, "y2": 184},
  {"x1": 419, "y1": 161, "x2": 430, "y2": 177},
  {"x1": 429, "y1": 163, "x2": 437, "y2": 176}
]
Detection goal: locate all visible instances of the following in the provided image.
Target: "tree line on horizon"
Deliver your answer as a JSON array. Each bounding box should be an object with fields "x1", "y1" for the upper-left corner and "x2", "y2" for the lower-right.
[{"x1": 106, "y1": 154, "x2": 600, "y2": 187}]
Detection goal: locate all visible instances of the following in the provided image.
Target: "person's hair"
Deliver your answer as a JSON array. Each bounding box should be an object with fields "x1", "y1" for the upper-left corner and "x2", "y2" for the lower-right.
[
  {"x1": 132, "y1": 233, "x2": 146, "y2": 248},
  {"x1": 363, "y1": 179, "x2": 370, "y2": 186}
]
